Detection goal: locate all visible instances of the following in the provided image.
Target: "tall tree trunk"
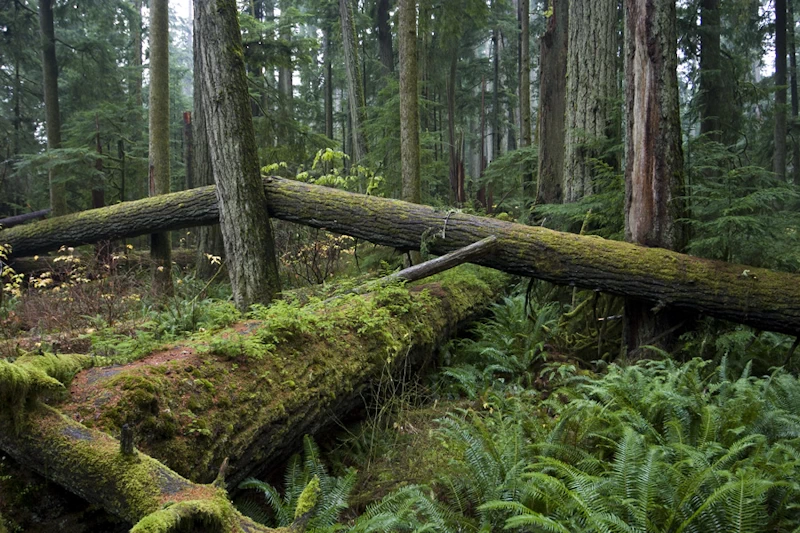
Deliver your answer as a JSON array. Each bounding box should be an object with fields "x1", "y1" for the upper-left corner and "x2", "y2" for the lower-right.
[
  {"x1": 324, "y1": 24, "x2": 334, "y2": 140},
  {"x1": 148, "y1": 0, "x2": 173, "y2": 296},
  {"x1": 624, "y1": 0, "x2": 687, "y2": 354},
  {"x1": 564, "y1": 0, "x2": 616, "y2": 202},
  {"x1": 536, "y1": 0, "x2": 568, "y2": 205},
  {"x1": 130, "y1": 0, "x2": 143, "y2": 109},
  {"x1": 519, "y1": 0, "x2": 533, "y2": 190},
  {"x1": 399, "y1": 0, "x2": 421, "y2": 207},
  {"x1": 38, "y1": 0, "x2": 67, "y2": 217},
  {"x1": 339, "y1": 0, "x2": 368, "y2": 163},
  {"x1": 194, "y1": 1, "x2": 225, "y2": 281},
  {"x1": 278, "y1": 0, "x2": 293, "y2": 146},
  {"x1": 789, "y1": 0, "x2": 800, "y2": 184},
  {"x1": 699, "y1": 0, "x2": 722, "y2": 141},
  {"x1": 775, "y1": 0, "x2": 788, "y2": 180},
  {"x1": 196, "y1": 0, "x2": 281, "y2": 310},
  {"x1": 376, "y1": 0, "x2": 394, "y2": 74},
  {"x1": 492, "y1": 24, "x2": 502, "y2": 163},
  {"x1": 447, "y1": 50, "x2": 460, "y2": 203}
]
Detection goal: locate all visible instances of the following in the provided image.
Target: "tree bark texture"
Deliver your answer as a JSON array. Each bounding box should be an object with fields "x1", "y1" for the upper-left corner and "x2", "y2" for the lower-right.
[
  {"x1": 788, "y1": 0, "x2": 800, "y2": 184},
  {"x1": 55, "y1": 268, "x2": 506, "y2": 489},
  {"x1": 192, "y1": 0, "x2": 225, "y2": 281},
  {"x1": 519, "y1": 0, "x2": 532, "y2": 188},
  {"x1": 196, "y1": 0, "x2": 281, "y2": 310},
  {"x1": 339, "y1": 0, "x2": 368, "y2": 163},
  {"x1": 130, "y1": 0, "x2": 143, "y2": 109},
  {"x1": 399, "y1": 0, "x2": 421, "y2": 205},
  {"x1": 3, "y1": 178, "x2": 800, "y2": 337},
  {"x1": 564, "y1": 0, "x2": 616, "y2": 202},
  {"x1": 38, "y1": 0, "x2": 68, "y2": 217},
  {"x1": 775, "y1": 0, "x2": 788, "y2": 180},
  {"x1": 536, "y1": 0, "x2": 568, "y2": 204},
  {"x1": 148, "y1": 0, "x2": 173, "y2": 296},
  {"x1": 624, "y1": 0, "x2": 687, "y2": 353}
]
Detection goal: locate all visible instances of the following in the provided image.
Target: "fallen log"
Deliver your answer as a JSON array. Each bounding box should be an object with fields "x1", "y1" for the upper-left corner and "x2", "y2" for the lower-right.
[
  {"x1": 1, "y1": 178, "x2": 799, "y2": 335},
  {"x1": 52, "y1": 266, "x2": 506, "y2": 492},
  {"x1": 0, "y1": 209, "x2": 50, "y2": 229}
]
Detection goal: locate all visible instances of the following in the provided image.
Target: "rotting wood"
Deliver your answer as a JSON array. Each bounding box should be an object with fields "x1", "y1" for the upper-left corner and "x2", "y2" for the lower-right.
[{"x1": 1, "y1": 178, "x2": 799, "y2": 336}]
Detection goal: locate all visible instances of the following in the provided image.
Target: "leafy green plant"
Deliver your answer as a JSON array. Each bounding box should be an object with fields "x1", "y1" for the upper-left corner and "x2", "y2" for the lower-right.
[{"x1": 238, "y1": 436, "x2": 356, "y2": 531}]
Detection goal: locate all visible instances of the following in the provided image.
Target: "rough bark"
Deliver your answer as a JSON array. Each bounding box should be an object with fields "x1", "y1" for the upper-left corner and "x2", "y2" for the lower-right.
[
  {"x1": 536, "y1": 0, "x2": 568, "y2": 204},
  {"x1": 775, "y1": 0, "x2": 788, "y2": 180},
  {"x1": 192, "y1": 0, "x2": 225, "y2": 281},
  {"x1": 130, "y1": 0, "x2": 143, "y2": 109},
  {"x1": 376, "y1": 0, "x2": 394, "y2": 75},
  {"x1": 624, "y1": 0, "x2": 687, "y2": 353},
  {"x1": 324, "y1": 24, "x2": 334, "y2": 140},
  {"x1": 564, "y1": 0, "x2": 616, "y2": 202},
  {"x1": 148, "y1": 0, "x2": 173, "y2": 296},
  {"x1": 3, "y1": 178, "x2": 800, "y2": 337},
  {"x1": 340, "y1": 0, "x2": 368, "y2": 163},
  {"x1": 399, "y1": 0, "x2": 421, "y2": 205},
  {"x1": 55, "y1": 268, "x2": 506, "y2": 489},
  {"x1": 38, "y1": 0, "x2": 68, "y2": 217},
  {"x1": 519, "y1": 0, "x2": 533, "y2": 189},
  {"x1": 196, "y1": 0, "x2": 281, "y2": 310}
]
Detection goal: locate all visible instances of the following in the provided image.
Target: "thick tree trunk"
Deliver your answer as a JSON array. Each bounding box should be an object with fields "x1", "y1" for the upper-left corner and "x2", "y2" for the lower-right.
[
  {"x1": 196, "y1": 0, "x2": 281, "y2": 310},
  {"x1": 536, "y1": 0, "x2": 568, "y2": 204},
  {"x1": 129, "y1": 0, "x2": 143, "y2": 109},
  {"x1": 399, "y1": 0, "x2": 421, "y2": 205},
  {"x1": 775, "y1": 0, "x2": 788, "y2": 180},
  {"x1": 376, "y1": 0, "x2": 394, "y2": 75},
  {"x1": 192, "y1": 1, "x2": 225, "y2": 281},
  {"x1": 324, "y1": 24, "x2": 334, "y2": 140},
  {"x1": 3, "y1": 178, "x2": 800, "y2": 337},
  {"x1": 788, "y1": 0, "x2": 800, "y2": 184},
  {"x1": 148, "y1": 0, "x2": 173, "y2": 296},
  {"x1": 38, "y1": 0, "x2": 68, "y2": 217},
  {"x1": 564, "y1": 0, "x2": 616, "y2": 202},
  {"x1": 24, "y1": 269, "x2": 506, "y2": 494},
  {"x1": 624, "y1": 0, "x2": 687, "y2": 354},
  {"x1": 519, "y1": 0, "x2": 533, "y2": 189},
  {"x1": 340, "y1": 0, "x2": 368, "y2": 163}
]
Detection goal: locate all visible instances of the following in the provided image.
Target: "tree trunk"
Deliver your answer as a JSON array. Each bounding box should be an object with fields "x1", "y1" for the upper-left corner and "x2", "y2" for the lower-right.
[
  {"x1": 35, "y1": 269, "x2": 505, "y2": 492},
  {"x1": 376, "y1": 0, "x2": 394, "y2": 75},
  {"x1": 519, "y1": 0, "x2": 532, "y2": 190},
  {"x1": 699, "y1": 0, "x2": 722, "y2": 141},
  {"x1": 788, "y1": 0, "x2": 800, "y2": 183},
  {"x1": 5, "y1": 178, "x2": 800, "y2": 337},
  {"x1": 148, "y1": 0, "x2": 173, "y2": 296},
  {"x1": 277, "y1": 0, "x2": 293, "y2": 147},
  {"x1": 129, "y1": 0, "x2": 143, "y2": 109},
  {"x1": 196, "y1": 0, "x2": 281, "y2": 310},
  {"x1": 193, "y1": 1, "x2": 225, "y2": 281},
  {"x1": 447, "y1": 50, "x2": 462, "y2": 203},
  {"x1": 775, "y1": 0, "x2": 788, "y2": 180},
  {"x1": 340, "y1": 0, "x2": 368, "y2": 163},
  {"x1": 624, "y1": 0, "x2": 687, "y2": 354},
  {"x1": 564, "y1": 0, "x2": 616, "y2": 202},
  {"x1": 536, "y1": 0, "x2": 568, "y2": 204},
  {"x1": 399, "y1": 0, "x2": 421, "y2": 205},
  {"x1": 324, "y1": 24, "x2": 334, "y2": 140},
  {"x1": 38, "y1": 0, "x2": 68, "y2": 217}
]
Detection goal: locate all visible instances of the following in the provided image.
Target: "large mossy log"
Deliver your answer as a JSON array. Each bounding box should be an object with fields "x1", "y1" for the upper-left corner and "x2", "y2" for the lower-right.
[
  {"x1": 2, "y1": 178, "x2": 799, "y2": 335},
  {"x1": 53, "y1": 267, "x2": 506, "y2": 492}
]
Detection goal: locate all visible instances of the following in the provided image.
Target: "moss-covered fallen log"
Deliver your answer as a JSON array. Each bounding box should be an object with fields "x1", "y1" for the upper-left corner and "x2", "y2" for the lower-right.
[
  {"x1": 2, "y1": 178, "x2": 799, "y2": 335},
  {"x1": 55, "y1": 266, "x2": 507, "y2": 491},
  {"x1": 0, "y1": 354, "x2": 280, "y2": 532}
]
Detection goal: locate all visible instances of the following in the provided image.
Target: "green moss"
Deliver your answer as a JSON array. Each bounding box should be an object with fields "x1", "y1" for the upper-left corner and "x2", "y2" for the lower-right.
[
  {"x1": 130, "y1": 492, "x2": 234, "y2": 533},
  {"x1": 294, "y1": 475, "x2": 320, "y2": 519}
]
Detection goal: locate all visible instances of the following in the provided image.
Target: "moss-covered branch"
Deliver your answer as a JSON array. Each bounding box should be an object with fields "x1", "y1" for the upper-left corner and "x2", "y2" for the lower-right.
[{"x1": 2, "y1": 178, "x2": 800, "y2": 335}]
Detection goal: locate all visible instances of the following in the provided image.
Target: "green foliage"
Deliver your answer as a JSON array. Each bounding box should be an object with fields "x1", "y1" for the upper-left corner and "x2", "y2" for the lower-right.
[{"x1": 238, "y1": 436, "x2": 356, "y2": 531}]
